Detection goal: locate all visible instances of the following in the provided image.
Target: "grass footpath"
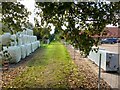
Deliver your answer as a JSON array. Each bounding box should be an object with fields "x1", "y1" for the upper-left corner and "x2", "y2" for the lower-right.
[{"x1": 6, "y1": 41, "x2": 85, "y2": 89}]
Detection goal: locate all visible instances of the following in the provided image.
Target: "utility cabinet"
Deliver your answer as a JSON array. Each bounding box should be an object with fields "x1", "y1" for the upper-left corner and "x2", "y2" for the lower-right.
[
  {"x1": 105, "y1": 51, "x2": 119, "y2": 71},
  {"x1": 88, "y1": 47, "x2": 119, "y2": 71}
]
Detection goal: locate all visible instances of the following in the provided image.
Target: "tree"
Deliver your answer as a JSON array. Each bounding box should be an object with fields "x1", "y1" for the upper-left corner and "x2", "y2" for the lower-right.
[
  {"x1": 2, "y1": 2, "x2": 30, "y2": 34},
  {"x1": 34, "y1": 17, "x2": 51, "y2": 42},
  {"x1": 0, "y1": 3, "x2": 1, "y2": 13},
  {"x1": 36, "y1": 2, "x2": 120, "y2": 56},
  {"x1": 24, "y1": 21, "x2": 34, "y2": 30},
  {"x1": 0, "y1": 3, "x2": 2, "y2": 35}
]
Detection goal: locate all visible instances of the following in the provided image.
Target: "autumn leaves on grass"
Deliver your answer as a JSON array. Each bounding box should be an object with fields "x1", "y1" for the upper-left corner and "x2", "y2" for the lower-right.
[{"x1": 5, "y1": 41, "x2": 85, "y2": 89}]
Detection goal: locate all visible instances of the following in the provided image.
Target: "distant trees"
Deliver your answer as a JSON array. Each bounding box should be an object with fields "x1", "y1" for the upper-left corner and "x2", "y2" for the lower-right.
[
  {"x1": 24, "y1": 22, "x2": 34, "y2": 30},
  {"x1": 34, "y1": 17, "x2": 51, "y2": 42}
]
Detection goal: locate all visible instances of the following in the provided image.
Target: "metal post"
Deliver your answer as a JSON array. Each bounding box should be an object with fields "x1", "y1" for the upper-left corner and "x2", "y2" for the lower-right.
[
  {"x1": 74, "y1": 47, "x2": 75, "y2": 60},
  {"x1": 98, "y1": 53, "x2": 101, "y2": 90},
  {"x1": 73, "y1": 43, "x2": 75, "y2": 60}
]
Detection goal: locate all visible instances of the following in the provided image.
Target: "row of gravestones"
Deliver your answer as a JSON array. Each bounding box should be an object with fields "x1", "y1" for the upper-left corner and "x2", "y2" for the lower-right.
[{"x1": 0, "y1": 28, "x2": 40, "y2": 63}]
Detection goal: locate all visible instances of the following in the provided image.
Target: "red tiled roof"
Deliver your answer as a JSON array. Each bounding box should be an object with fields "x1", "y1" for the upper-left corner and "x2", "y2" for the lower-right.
[{"x1": 92, "y1": 27, "x2": 120, "y2": 38}]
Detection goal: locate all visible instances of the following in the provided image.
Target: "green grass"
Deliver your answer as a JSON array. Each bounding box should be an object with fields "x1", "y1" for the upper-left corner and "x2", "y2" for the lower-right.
[{"x1": 6, "y1": 41, "x2": 85, "y2": 89}]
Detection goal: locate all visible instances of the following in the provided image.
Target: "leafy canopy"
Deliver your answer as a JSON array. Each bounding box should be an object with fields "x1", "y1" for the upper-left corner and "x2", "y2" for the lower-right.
[
  {"x1": 36, "y1": 2, "x2": 120, "y2": 56},
  {"x1": 2, "y1": 2, "x2": 30, "y2": 34}
]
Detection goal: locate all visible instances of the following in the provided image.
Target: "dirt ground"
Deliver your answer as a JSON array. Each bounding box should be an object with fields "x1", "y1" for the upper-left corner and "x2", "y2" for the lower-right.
[
  {"x1": 66, "y1": 44, "x2": 111, "y2": 89},
  {"x1": 1, "y1": 48, "x2": 41, "y2": 88}
]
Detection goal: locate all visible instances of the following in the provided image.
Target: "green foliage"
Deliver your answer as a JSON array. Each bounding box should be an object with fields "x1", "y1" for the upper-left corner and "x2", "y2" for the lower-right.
[
  {"x1": 33, "y1": 27, "x2": 51, "y2": 40},
  {"x1": 49, "y1": 34, "x2": 55, "y2": 42},
  {"x1": 33, "y1": 17, "x2": 51, "y2": 41},
  {"x1": 24, "y1": 22, "x2": 34, "y2": 30},
  {"x1": 2, "y1": 2, "x2": 30, "y2": 34},
  {"x1": 0, "y1": 23, "x2": 2, "y2": 35},
  {"x1": 36, "y1": 2, "x2": 120, "y2": 56},
  {"x1": 0, "y1": 5, "x2": 1, "y2": 13}
]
